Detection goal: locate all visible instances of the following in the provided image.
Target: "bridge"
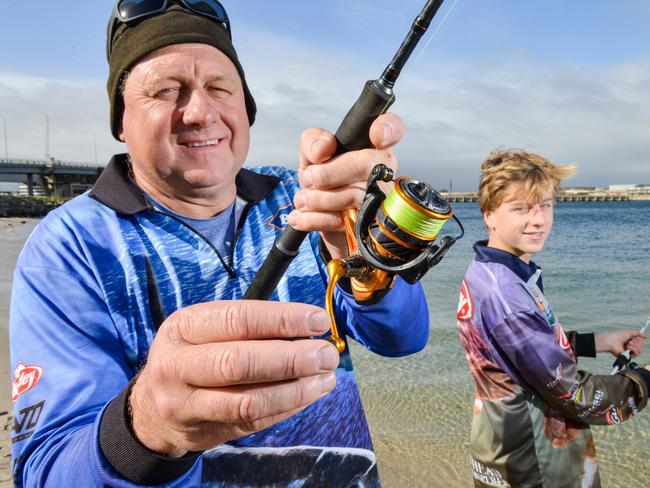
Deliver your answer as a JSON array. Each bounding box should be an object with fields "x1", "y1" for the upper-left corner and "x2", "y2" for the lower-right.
[{"x1": 0, "y1": 158, "x2": 105, "y2": 197}]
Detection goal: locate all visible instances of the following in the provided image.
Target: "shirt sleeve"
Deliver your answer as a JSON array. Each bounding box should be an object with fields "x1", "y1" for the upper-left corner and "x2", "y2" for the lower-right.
[
  {"x1": 565, "y1": 331, "x2": 596, "y2": 358},
  {"x1": 488, "y1": 310, "x2": 649, "y2": 425},
  {"x1": 310, "y1": 233, "x2": 429, "y2": 357},
  {"x1": 332, "y1": 278, "x2": 430, "y2": 357},
  {"x1": 10, "y1": 249, "x2": 201, "y2": 486}
]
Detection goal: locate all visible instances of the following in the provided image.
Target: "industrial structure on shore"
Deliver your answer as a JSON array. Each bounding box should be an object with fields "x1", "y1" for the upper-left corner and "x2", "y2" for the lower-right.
[
  {"x1": 1, "y1": 157, "x2": 649, "y2": 202},
  {"x1": 442, "y1": 185, "x2": 650, "y2": 203},
  {"x1": 0, "y1": 158, "x2": 103, "y2": 198}
]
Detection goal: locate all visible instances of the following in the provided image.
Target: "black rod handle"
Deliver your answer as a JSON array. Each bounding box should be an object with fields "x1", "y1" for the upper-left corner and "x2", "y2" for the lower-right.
[
  {"x1": 243, "y1": 0, "x2": 446, "y2": 301},
  {"x1": 334, "y1": 80, "x2": 395, "y2": 154},
  {"x1": 244, "y1": 79, "x2": 395, "y2": 300},
  {"x1": 243, "y1": 225, "x2": 307, "y2": 300}
]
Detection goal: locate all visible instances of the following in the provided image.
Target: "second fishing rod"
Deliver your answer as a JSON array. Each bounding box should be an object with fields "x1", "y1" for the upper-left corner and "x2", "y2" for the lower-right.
[{"x1": 245, "y1": 0, "x2": 448, "y2": 301}]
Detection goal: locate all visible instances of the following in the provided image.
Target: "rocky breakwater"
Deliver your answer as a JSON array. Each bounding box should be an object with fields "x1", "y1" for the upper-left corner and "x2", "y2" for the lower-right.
[{"x1": 0, "y1": 196, "x2": 63, "y2": 218}]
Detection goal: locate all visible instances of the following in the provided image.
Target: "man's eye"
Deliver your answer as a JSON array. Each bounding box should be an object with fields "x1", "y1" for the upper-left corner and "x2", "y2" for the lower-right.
[
  {"x1": 154, "y1": 87, "x2": 179, "y2": 97},
  {"x1": 209, "y1": 85, "x2": 231, "y2": 94}
]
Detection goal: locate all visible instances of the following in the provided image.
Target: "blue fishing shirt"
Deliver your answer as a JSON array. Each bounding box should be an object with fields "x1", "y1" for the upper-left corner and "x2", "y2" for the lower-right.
[{"x1": 9, "y1": 155, "x2": 429, "y2": 487}]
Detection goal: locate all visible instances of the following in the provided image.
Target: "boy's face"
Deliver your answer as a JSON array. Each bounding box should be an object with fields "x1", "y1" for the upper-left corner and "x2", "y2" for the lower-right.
[{"x1": 483, "y1": 182, "x2": 554, "y2": 263}]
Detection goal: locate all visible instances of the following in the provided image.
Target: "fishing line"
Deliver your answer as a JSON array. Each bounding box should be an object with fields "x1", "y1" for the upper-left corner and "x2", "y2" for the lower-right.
[
  {"x1": 376, "y1": 0, "x2": 460, "y2": 118},
  {"x1": 410, "y1": 0, "x2": 461, "y2": 69},
  {"x1": 373, "y1": 0, "x2": 461, "y2": 184}
]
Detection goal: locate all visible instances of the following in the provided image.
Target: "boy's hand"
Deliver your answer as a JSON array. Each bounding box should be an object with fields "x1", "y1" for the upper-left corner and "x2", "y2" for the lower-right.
[{"x1": 595, "y1": 330, "x2": 645, "y2": 357}]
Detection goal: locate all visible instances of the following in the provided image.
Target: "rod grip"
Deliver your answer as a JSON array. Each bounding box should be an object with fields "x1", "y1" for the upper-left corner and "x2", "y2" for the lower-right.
[
  {"x1": 243, "y1": 225, "x2": 308, "y2": 300},
  {"x1": 335, "y1": 80, "x2": 395, "y2": 154},
  {"x1": 611, "y1": 350, "x2": 631, "y2": 374}
]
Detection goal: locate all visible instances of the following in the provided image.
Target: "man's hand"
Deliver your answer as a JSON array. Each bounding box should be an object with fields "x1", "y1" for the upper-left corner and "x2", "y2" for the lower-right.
[
  {"x1": 595, "y1": 330, "x2": 646, "y2": 357},
  {"x1": 290, "y1": 113, "x2": 404, "y2": 259},
  {"x1": 129, "y1": 300, "x2": 339, "y2": 457}
]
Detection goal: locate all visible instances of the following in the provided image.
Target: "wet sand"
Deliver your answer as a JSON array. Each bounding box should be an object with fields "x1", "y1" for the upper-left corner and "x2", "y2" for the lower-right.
[{"x1": 0, "y1": 218, "x2": 39, "y2": 487}]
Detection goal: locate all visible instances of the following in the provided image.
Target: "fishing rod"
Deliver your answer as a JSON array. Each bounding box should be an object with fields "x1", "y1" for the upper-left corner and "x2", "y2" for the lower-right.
[
  {"x1": 245, "y1": 0, "x2": 448, "y2": 301},
  {"x1": 611, "y1": 317, "x2": 650, "y2": 374}
]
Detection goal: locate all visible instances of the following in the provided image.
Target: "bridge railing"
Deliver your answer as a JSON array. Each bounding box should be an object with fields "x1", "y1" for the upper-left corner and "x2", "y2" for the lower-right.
[{"x1": 0, "y1": 158, "x2": 104, "y2": 169}]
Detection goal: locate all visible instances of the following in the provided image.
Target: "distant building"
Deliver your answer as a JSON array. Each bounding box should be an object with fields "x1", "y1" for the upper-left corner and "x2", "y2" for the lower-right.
[
  {"x1": 628, "y1": 184, "x2": 650, "y2": 197},
  {"x1": 608, "y1": 184, "x2": 637, "y2": 191},
  {"x1": 561, "y1": 186, "x2": 596, "y2": 194},
  {"x1": 18, "y1": 183, "x2": 46, "y2": 197}
]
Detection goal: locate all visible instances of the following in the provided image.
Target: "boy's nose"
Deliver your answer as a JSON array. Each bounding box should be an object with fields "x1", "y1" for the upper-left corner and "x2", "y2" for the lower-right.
[{"x1": 529, "y1": 206, "x2": 546, "y2": 225}]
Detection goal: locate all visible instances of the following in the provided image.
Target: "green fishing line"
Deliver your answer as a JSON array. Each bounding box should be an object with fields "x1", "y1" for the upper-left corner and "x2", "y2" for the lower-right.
[{"x1": 383, "y1": 188, "x2": 447, "y2": 239}]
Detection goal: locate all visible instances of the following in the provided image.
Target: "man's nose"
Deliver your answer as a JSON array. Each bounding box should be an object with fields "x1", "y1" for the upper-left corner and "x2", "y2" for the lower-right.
[{"x1": 182, "y1": 89, "x2": 217, "y2": 127}]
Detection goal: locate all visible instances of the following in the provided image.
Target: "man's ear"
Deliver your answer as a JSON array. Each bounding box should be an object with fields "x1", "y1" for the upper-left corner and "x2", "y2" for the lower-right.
[{"x1": 118, "y1": 123, "x2": 125, "y2": 143}]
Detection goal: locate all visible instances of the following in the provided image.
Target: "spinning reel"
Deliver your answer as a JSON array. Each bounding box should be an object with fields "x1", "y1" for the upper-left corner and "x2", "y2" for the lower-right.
[{"x1": 326, "y1": 163, "x2": 464, "y2": 352}]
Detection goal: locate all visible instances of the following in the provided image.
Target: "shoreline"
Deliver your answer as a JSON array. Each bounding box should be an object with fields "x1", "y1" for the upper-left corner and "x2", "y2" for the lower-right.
[
  {"x1": 1, "y1": 206, "x2": 650, "y2": 486},
  {"x1": 1, "y1": 218, "x2": 41, "y2": 487}
]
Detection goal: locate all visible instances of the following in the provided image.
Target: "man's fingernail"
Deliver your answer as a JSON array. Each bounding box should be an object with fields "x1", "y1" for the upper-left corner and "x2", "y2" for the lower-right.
[
  {"x1": 318, "y1": 345, "x2": 339, "y2": 370},
  {"x1": 309, "y1": 137, "x2": 328, "y2": 160},
  {"x1": 382, "y1": 122, "x2": 394, "y2": 145},
  {"x1": 319, "y1": 372, "x2": 337, "y2": 393},
  {"x1": 308, "y1": 311, "x2": 329, "y2": 333},
  {"x1": 294, "y1": 193, "x2": 306, "y2": 210},
  {"x1": 288, "y1": 212, "x2": 298, "y2": 227}
]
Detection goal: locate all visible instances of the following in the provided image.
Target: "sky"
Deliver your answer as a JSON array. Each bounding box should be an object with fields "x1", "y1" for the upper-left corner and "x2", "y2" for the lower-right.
[{"x1": 0, "y1": 1, "x2": 649, "y2": 191}]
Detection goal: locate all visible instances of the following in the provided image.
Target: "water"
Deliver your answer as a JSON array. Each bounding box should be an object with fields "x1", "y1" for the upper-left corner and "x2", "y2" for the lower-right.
[
  {"x1": 2, "y1": 205, "x2": 650, "y2": 487},
  {"x1": 350, "y1": 201, "x2": 650, "y2": 487}
]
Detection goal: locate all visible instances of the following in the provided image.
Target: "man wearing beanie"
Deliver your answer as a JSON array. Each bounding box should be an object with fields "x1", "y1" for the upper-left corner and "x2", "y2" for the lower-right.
[{"x1": 10, "y1": 2, "x2": 429, "y2": 487}]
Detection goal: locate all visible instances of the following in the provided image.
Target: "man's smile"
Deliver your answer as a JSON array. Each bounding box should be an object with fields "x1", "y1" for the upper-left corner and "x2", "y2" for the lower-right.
[{"x1": 182, "y1": 138, "x2": 221, "y2": 148}]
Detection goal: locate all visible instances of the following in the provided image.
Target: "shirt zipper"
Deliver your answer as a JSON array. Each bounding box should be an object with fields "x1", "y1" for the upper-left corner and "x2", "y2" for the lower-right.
[{"x1": 152, "y1": 209, "x2": 238, "y2": 279}]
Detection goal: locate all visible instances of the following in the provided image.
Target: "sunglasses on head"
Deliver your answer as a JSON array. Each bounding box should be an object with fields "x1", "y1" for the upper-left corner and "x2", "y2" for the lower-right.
[{"x1": 106, "y1": 0, "x2": 231, "y2": 59}]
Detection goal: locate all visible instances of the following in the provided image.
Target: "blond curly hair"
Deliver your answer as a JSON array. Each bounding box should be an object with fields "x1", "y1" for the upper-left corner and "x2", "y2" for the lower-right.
[{"x1": 478, "y1": 149, "x2": 576, "y2": 212}]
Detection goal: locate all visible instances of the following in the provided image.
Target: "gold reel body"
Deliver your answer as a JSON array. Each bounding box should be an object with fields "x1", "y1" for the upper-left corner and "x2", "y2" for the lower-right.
[{"x1": 325, "y1": 166, "x2": 458, "y2": 352}]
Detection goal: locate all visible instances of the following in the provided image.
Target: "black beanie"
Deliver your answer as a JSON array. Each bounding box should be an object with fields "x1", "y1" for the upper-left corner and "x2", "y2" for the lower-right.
[{"x1": 106, "y1": 6, "x2": 256, "y2": 140}]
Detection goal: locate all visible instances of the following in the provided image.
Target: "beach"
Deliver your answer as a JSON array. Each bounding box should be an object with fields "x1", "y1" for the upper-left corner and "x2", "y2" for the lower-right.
[
  {"x1": 1, "y1": 218, "x2": 38, "y2": 487},
  {"x1": 1, "y1": 202, "x2": 650, "y2": 486}
]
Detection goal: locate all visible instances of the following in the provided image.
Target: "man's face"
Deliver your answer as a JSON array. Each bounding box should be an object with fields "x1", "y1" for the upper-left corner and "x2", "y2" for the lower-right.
[
  {"x1": 483, "y1": 182, "x2": 554, "y2": 262},
  {"x1": 119, "y1": 43, "x2": 250, "y2": 195}
]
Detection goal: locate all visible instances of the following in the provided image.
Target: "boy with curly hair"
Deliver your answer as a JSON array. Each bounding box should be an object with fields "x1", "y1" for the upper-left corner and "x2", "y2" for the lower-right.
[{"x1": 457, "y1": 149, "x2": 650, "y2": 487}]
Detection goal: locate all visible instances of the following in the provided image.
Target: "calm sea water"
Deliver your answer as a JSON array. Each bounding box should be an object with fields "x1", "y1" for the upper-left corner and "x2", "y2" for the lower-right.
[
  {"x1": 350, "y1": 201, "x2": 650, "y2": 487},
  {"x1": 2, "y1": 204, "x2": 649, "y2": 486}
]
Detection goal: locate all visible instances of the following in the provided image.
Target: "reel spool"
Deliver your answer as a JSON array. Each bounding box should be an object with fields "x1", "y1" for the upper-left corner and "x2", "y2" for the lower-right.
[{"x1": 326, "y1": 164, "x2": 464, "y2": 352}]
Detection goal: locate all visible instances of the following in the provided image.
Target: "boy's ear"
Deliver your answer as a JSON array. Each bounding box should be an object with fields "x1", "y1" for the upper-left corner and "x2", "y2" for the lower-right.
[{"x1": 483, "y1": 211, "x2": 494, "y2": 230}]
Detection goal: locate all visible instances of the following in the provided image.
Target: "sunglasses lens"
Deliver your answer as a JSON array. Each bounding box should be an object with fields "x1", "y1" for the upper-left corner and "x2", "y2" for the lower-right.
[
  {"x1": 184, "y1": 0, "x2": 228, "y2": 22},
  {"x1": 118, "y1": 0, "x2": 166, "y2": 21}
]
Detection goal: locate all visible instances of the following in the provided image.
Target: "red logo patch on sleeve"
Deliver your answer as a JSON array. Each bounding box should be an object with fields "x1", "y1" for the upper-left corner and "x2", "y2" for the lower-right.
[
  {"x1": 12, "y1": 363, "x2": 43, "y2": 402},
  {"x1": 557, "y1": 325, "x2": 572, "y2": 351},
  {"x1": 457, "y1": 279, "x2": 474, "y2": 320}
]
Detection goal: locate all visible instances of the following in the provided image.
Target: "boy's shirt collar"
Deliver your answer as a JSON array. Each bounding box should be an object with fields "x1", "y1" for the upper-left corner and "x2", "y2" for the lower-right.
[{"x1": 473, "y1": 240, "x2": 541, "y2": 285}]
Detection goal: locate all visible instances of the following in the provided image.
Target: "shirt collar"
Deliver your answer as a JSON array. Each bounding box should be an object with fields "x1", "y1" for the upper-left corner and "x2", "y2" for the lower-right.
[
  {"x1": 89, "y1": 153, "x2": 281, "y2": 215},
  {"x1": 473, "y1": 239, "x2": 541, "y2": 284}
]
